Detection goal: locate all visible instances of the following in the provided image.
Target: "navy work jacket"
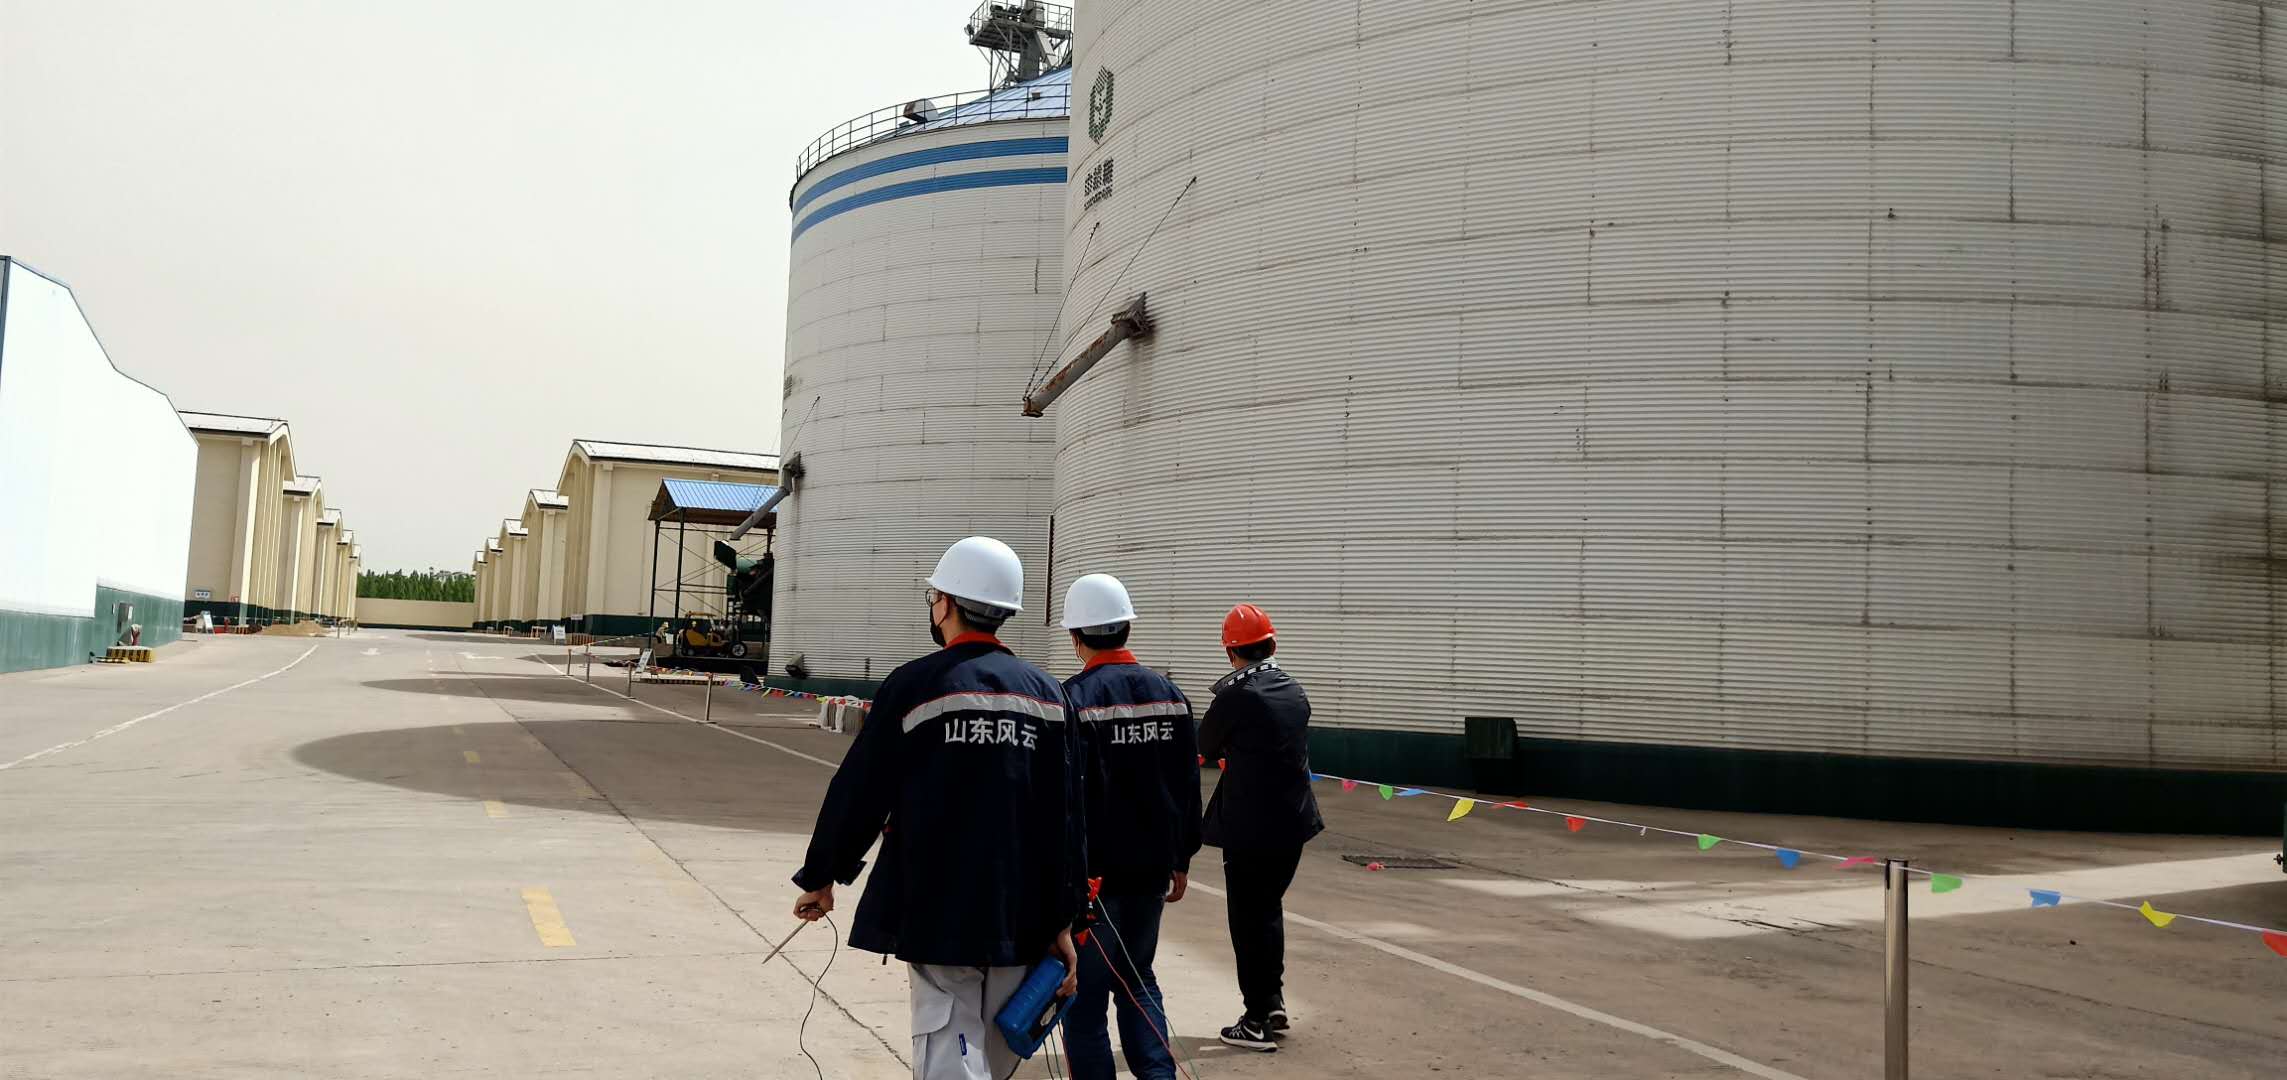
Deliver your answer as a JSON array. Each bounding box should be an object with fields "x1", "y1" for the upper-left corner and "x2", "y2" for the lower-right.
[
  {"x1": 1065, "y1": 650, "x2": 1202, "y2": 896},
  {"x1": 792, "y1": 633, "x2": 1085, "y2": 967},
  {"x1": 1199, "y1": 659, "x2": 1326, "y2": 852}
]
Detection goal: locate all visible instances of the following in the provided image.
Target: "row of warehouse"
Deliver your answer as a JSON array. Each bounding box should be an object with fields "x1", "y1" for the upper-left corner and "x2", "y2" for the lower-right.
[
  {"x1": 463, "y1": 441, "x2": 778, "y2": 641},
  {"x1": 746, "y1": 0, "x2": 2287, "y2": 832},
  {"x1": 0, "y1": 257, "x2": 361, "y2": 674}
]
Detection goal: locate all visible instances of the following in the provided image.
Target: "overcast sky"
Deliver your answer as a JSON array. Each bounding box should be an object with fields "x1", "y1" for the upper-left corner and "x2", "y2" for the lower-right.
[{"x1": 1, "y1": 0, "x2": 988, "y2": 571}]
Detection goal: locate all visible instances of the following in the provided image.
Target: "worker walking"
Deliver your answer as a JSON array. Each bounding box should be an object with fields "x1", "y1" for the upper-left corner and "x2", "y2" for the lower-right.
[
  {"x1": 1058, "y1": 574, "x2": 1200, "y2": 1080},
  {"x1": 1199, "y1": 603, "x2": 1323, "y2": 1052},
  {"x1": 790, "y1": 536, "x2": 1085, "y2": 1080}
]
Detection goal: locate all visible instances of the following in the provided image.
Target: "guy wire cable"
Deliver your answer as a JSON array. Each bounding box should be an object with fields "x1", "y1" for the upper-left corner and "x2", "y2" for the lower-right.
[
  {"x1": 1022, "y1": 221, "x2": 1102, "y2": 398},
  {"x1": 795, "y1": 911, "x2": 840, "y2": 1080},
  {"x1": 1088, "y1": 898, "x2": 1203, "y2": 1080}
]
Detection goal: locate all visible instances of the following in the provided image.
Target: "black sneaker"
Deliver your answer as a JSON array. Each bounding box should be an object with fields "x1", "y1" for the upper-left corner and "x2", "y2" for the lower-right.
[
  {"x1": 1218, "y1": 1016, "x2": 1277, "y2": 1052},
  {"x1": 1266, "y1": 1005, "x2": 1290, "y2": 1033}
]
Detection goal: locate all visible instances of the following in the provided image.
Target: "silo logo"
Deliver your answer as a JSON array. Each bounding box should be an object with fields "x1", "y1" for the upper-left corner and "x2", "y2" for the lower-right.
[{"x1": 1088, "y1": 68, "x2": 1115, "y2": 143}]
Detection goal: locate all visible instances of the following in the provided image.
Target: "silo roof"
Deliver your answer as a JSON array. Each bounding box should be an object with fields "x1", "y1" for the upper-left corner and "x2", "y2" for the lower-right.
[{"x1": 797, "y1": 67, "x2": 1071, "y2": 181}]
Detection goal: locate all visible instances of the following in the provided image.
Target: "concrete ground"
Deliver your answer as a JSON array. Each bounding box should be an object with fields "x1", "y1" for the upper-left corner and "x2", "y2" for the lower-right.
[{"x1": 1, "y1": 628, "x2": 2283, "y2": 1078}]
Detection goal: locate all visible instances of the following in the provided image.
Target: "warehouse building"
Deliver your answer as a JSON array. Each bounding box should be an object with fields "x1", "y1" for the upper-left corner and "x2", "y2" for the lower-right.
[
  {"x1": 471, "y1": 549, "x2": 491, "y2": 628},
  {"x1": 518, "y1": 490, "x2": 571, "y2": 631},
  {"x1": 555, "y1": 440, "x2": 778, "y2": 638},
  {"x1": 478, "y1": 536, "x2": 503, "y2": 629},
  {"x1": 311, "y1": 510, "x2": 343, "y2": 621},
  {"x1": 493, "y1": 518, "x2": 528, "y2": 632},
  {"x1": 769, "y1": 4, "x2": 1069, "y2": 690},
  {"x1": 180, "y1": 411, "x2": 297, "y2": 626},
  {"x1": 330, "y1": 531, "x2": 359, "y2": 626},
  {"x1": 277, "y1": 475, "x2": 325, "y2": 621},
  {"x1": 0, "y1": 257, "x2": 197, "y2": 673},
  {"x1": 1047, "y1": 0, "x2": 2287, "y2": 831}
]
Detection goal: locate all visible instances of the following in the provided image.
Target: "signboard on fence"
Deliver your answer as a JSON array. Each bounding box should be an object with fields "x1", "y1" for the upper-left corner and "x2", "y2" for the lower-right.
[{"x1": 192, "y1": 589, "x2": 212, "y2": 601}]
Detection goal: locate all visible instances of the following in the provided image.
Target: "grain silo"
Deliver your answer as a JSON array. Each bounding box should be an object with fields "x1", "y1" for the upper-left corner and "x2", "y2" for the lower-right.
[
  {"x1": 769, "y1": 3, "x2": 1074, "y2": 691},
  {"x1": 1046, "y1": 0, "x2": 2286, "y2": 830}
]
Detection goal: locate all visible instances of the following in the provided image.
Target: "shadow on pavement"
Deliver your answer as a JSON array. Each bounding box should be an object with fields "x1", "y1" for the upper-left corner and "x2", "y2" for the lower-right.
[
  {"x1": 360, "y1": 675, "x2": 670, "y2": 711},
  {"x1": 293, "y1": 718, "x2": 830, "y2": 832}
]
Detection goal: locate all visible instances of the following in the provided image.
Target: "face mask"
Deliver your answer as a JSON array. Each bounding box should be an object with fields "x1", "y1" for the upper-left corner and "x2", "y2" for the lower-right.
[{"x1": 927, "y1": 597, "x2": 947, "y2": 647}]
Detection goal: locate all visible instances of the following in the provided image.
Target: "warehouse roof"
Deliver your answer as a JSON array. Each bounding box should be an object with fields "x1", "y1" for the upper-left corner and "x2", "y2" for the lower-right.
[
  {"x1": 649, "y1": 478, "x2": 780, "y2": 528},
  {"x1": 319, "y1": 509, "x2": 341, "y2": 527},
  {"x1": 284, "y1": 475, "x2": 321, "y2": 496},
  {"x1": 529, "y1": 489, "x2": 569, "y2": 510},
  {"x1": 179, "y1": 410, "x2": 287, "y2": 437},
  {"x1": 572, "y1": 439, "x2": 779, "y2": 473},
  {"x1": 502, "y1": 518, "x2": 529, "y2": 538}
]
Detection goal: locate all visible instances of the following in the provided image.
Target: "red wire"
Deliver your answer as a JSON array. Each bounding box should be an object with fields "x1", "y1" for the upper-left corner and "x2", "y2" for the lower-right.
[{"x1": 1088, "y1": 932, "x2": 1200, "y2": 1080}]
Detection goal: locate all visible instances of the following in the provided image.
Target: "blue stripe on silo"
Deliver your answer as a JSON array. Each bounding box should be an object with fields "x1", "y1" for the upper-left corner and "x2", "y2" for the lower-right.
[
  {"x1": 791, "y1": 167, "x2": 1067, "y2": 242},
  {"x1": 794, "y1": 137, "x2": 1069, "y2": 215}
]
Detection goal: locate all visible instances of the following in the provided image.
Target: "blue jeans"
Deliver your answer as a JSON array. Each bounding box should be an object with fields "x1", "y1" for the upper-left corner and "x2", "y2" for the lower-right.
[{"x1": 1063, "y1": 890, "x2": 1177, "y2": 1080}]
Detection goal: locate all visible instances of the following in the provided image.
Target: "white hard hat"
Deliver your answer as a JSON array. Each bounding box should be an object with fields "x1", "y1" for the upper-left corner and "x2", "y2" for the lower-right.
[
  {"x1": 1061, "y1": 573, "x2": 1137, "y2": 631},
  {"x1": 926, "y1": 536, "x2": 1025, "y2": 612}
]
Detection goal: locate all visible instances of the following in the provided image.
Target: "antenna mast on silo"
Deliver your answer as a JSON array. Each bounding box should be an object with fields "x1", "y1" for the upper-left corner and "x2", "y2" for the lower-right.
[{"x1": 966, "y1": 1, "x2": 1072, "y2": 85}]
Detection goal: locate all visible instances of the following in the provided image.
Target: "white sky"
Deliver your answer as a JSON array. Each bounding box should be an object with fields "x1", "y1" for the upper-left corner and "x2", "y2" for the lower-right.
[{"x1": 0, "y1": 0, "x2": 989, "y2": 571}]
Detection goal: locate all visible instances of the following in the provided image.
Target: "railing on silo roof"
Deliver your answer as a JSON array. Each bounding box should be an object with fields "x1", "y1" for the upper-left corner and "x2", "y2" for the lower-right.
[{"x1": 793, "y1": 76, "x2": 1072, "y2": 184}]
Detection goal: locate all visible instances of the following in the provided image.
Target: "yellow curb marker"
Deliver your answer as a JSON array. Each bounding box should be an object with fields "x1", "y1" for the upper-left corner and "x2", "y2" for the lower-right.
[
  {"x1": 484, "y1": 800, "x2": 508, "y2": 819},
  {"x1": 463, "y1": 750, "x2": 481, "y2": 765},
  {"x1": 521, "y1": 887, "x2": 576, "y2": 948}
]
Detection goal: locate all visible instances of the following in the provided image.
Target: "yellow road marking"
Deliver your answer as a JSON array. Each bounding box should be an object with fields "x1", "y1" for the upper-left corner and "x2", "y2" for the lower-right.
[
  {"x1": 452, "y1": 726, "x2": 466, "y2": 736},
  {"x1": 463, "y1": 750, "x2": 481, "y2": 765},
  {"x1": 484, "y1": 800, "x2": 508, "y2": 819},
  {"x1": 521, "y1": 887, "x2": 576, "y2": 948}
]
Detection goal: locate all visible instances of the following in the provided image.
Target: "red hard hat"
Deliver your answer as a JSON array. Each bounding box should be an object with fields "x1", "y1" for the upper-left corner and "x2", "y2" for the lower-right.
[{"x1": 1221, "y1": 603, "x2": 1276, "y2": 648}]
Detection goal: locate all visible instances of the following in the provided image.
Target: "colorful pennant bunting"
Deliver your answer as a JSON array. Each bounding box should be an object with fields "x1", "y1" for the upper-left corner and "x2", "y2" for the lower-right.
[{"x1": 1269, "y1": 769, "x2": 2287, "y2": 960}]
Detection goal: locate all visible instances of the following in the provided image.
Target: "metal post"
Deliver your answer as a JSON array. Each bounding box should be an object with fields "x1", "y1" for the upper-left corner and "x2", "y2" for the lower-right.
[
  {"x1": 704, "y1": 674, "x2": 715, "y2": 724},
  {"x1": 1884, "y1": 859, "x2": 1909, "y2": 1080},
  {"x1": 566, "y1": 646, "x2": 574, "y2": 675},
  {"x1": 585, "y1": 647, "x2": 592, "y2": 682},
  {"x1": 627, "y1": 645, "x2": 636, "y2": 698}
]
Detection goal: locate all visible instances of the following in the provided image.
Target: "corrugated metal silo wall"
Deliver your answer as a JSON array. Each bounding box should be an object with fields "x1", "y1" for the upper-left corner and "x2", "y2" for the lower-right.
[
  {"x1": 772, "y1": 118, "x2": 1069, "y2": 685},
  {"x1": 1057, "y1": 0, "x2": 2285, "y2": 822}
]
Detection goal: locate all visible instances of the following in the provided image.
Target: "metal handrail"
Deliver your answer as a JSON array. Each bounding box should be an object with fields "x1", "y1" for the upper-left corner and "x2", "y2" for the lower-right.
[{"x1": 793, "y1": 80, "x2": 1071, "y2": 184}]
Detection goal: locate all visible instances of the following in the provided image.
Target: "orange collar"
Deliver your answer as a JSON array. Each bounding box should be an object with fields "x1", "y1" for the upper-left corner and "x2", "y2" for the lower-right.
[
  {"x1": 946, "y1": 631, "x2": 1004, "y2": 650},
  {"x1": 1083, "y1": 648, "x2": 1139, "y2": 671}
]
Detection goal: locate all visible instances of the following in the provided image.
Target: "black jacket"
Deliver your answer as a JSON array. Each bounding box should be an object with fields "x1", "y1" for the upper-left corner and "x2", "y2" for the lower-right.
[
  {"x1": 791, "y1": 635, "x2": 1085, "y2": 967},
  {"x1": 1198, "y1": 659, "x2": 1324, "y2": 852},
  {"x1": 1065, "y1": 652, "x2": 1202, "y2": 896}
]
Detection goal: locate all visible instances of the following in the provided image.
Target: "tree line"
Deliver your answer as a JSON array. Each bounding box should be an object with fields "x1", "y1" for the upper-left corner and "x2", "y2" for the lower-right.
[{"x1": 358, "y1": 569, "x2": 476, "y2": 602}]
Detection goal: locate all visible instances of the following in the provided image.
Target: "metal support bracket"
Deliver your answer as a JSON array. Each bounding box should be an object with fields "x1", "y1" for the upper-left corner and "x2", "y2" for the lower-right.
[{"x1": 1022, "y1": 294, "x2": 1152, "y2": 417}]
